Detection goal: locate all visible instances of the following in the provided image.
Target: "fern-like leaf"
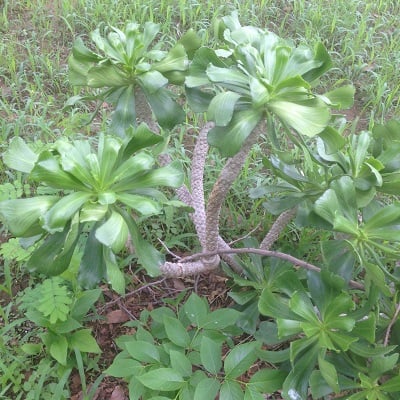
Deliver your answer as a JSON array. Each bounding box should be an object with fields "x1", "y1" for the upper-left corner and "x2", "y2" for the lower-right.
[{"x1": 36, "y1": 278, "x2": 73, "y2": 324}]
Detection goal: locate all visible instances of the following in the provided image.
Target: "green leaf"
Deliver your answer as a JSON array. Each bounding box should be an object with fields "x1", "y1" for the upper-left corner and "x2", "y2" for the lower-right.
[
  {"x1": 224, "y1": 342, "x2": 259, "y2": 379},
  {"x1": 122, "y1": 123, "x2": 163, "y2": 155},
  {"x1": 71, "y1": 288, "x2": 102, "y2": 320},
  {"x1": 321, "y1": 84, "x2": 355, "y2": 109},
  {"x1": 364, "y1": 203, "x2": 400, "y2": 230},
  {"x1": 49, "y1": 335, "x2": 68, "y2": 365},
  {"x1": 183, "y1": 293, "x2": 209, "y2": 327},
  {"x1": 269, "y1": 97, "x2": 330, "y2": 137},
  {"x1": 87, "y1": 62, "x2": 130, "y2": 87},
  {"x1": 95, "y1": 211, "x2": 128, "y2": 253},
  {"x1": 200, "y1": 336, "x2": 222, "y2": 374},
  {"x1": 3, "y1": 137, "x2": 38, "y2": 173},
  {"x1": 169, "y1": 350, "x2": 193, "y2": 377},
  {"x1": 43, "y1": 192, "x2": 92, "y2": 233},
  {"x1": 136, "y1": 368, "x2": 185, "y2": 391},
  {"x1": 36, "y1": 278, "x2": 72, "y2": 324},
  {"x1": 105, "y1": 354, "x2": 142, "y2": 378},
  {"x1": 282, "y1": 345, "x2": 318, "y2": 400},
  {"x1": 27, "y1": 222, "x2": 80, "y2": 276},
  {"x1": 125, "y1": 340, "x2": 160, "y2": 363},
  {"x1": 220, "y1": 380, "x2": 244, "y2": 400},
  {"x1": 70, "y1": 329, "x2": 101, "y2": 353},
  {"x1": 248, "y1": 368, "x2": 287, "y2": 393},
  {"x1": 0, "y1": 196, "x2": 57, "y2": 237},
  {"x1": 208, "y1": 108, "x2": 262, "y2": 157},
  {"x1": 194, "y1": 378, "x2": 220, "y2": 400},
  {"x1": 30, "y1": 150, "x2": 89, "y2": 191},
  {"x1": 318, "y1": 126, "x2": 346, "y2": 154},
  {"x1": 116, "y1": 193, "x2": 161, "y2": 216},
  {"x1": 121, "y1": 211, "x2": 163, "y2": 276},
  {"x1": 110, "y1": 85, "x2": 136, "y2": 137},
  {"x1": 207, "y1": 91, "x2": 241, "y2": 126},
  {"x1": 78, "y1": 226, "x2": 107, "y2": 288},
  {"x1": 381, "y1": 375, "x2": 400, "y2": 392},
  {"x1": 258, "y1": 288, "x2": 298, "y2": 320},
  {"x1": 105, "y1": 249, "x2": 125, "y2": 294},
  {"x1": 201, "y1": 308, "x2": 241, "y2": 329},
  {"x1": 244, "y1": 388, "x2": 265, "y2": 400},
  {"x1": 141, "y1": 85, "x2": 185, "y2": 130},
  {"x1": 318, "y1": 354, "x2": 339, "y2": 393},
  {"x1": 163, "y1": 315, "x2": 191, "y2": 347}
]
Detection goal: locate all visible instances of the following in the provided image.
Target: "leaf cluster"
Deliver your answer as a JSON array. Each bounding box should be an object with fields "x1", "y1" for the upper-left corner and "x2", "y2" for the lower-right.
[{"x1": 106, "y1": 293, "x2": 286, "y2": 399}]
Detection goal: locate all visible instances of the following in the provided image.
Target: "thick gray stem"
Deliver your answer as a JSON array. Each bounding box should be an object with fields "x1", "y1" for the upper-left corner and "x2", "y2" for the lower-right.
[
  {"x1": 205, "y1": 125, "x2": 263, "y2": 254},
  {"x1": 260, "y1": 208, "x2": 297, "y2": 250},
  {"x1": 190, "y1": 122, "x2": 214, "y2": 248}
]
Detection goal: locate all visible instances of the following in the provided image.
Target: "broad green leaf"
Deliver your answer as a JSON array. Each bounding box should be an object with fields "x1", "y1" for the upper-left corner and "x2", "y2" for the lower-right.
[
  {"x1": 163, "y1": 315, "x2": 191, "y2": 347},
  {"x1": 115, "y1": 160, "x2": 184, "y2": 191},
  {"x1": 68, "y1": 54, "x2": 90, "y2": 86},
  {"x1": 206, "y1": 65, "x2": 249, "y2": 92},
  {"x1": 220, "y1": 380, "x2": 243, "y2": 400},
  {"x1": 289, "y1": 292, "x2": 319, "y2": 323},
  {"x1": 364, "y1": 203, "x2": 400, "y2": 230},
  {"x1": 141, "y1": 85, "x2": 185, "y2": 130},
  {"x1": 200, "y1": 336, "x2": 222, "y2": 374},
  {"x1": 78, "y1": 226, "x2": 107, "y2": 288},
  {"x1": 318, "y1": 354, "x2": 339, "y2": 393},
  {"x1": 268, "y1": 98, "x2": 330, "y2": 137},
  {"x1": 138, "y1": 70, "x2": 168, "y2": 94},
  {"x1": 244, "y1": 388, "x2": 265, "y2": 400},
  {"x1": 71, "y1": 288, "x2": 102, "y2": 320},
  {"x1": 49, "y1": 335, "x2": 68, "y2": 365},
  {"x1": 95, "y1": 211, "x2": 128, "y2": 252},
  {"x1": 97, "y1": 134, "x2": 122, "y2": 187},
  {"x1": 224, "y1": 342, "x2": 259, "y2": 379},
  {"x1": 282, "y1": 345, "x2": 318, "y2": 400},
  {"x1": 70, "y1": 329, "x2": 101, "y2": 353},
  {"x1": 80, "y1": 203, "x2": 108, "y2": 222},
  {"x1": 201, "y1": 308, "x2": 241, "y2": 329},
  {"x1": 258, "y1": 288, "x2": 298, "y2": 321},
  {"x1": 381, "y1": 375, "x2": 400, "y2": 392},
  {"x1": 43, "y1": 192, "x2": 92, "y2": 233},
  {"x1": 194, "y1": 378, "x2": 220, "y2": 400},
  {"x1": 183, "y1": 293, "x2": 209, "y2": 327},
  {"x1": 136, "y1": 368, "x2": 185, "y2": 391},
  {"x1": 207, "y1": 91, "x2": 241, "y2": 126},
  {"x1": 0, "y1": 196, "x2": 57, "y2": 237},
  {"x1": 71, "y1": 37, "x2": 102, "y2": 62},
  {"x1": 169, "y1": 350, "x2": 193, "y2": 377},
  {"x1": 3, "y1": 137, "x2": 38, "y2": 173},
  {"x1": 208, "y1": 109, "x2": 262, "y2": 157},
  {"x1": 116, "y1": 193, "x2": 161, "y2": 216},
  {"x1": 121, "y1": 211, "x2": 163, "y2": 276},
  {"x1": 321, "y1": 84, "x2": 355, "y2": 109},
  {"x1": 122, "y1": 123, "x2": 163, "y2": 155},
  {"x1": 364, "y1": 262, "x2": 391, "y2": 296},
  {"x1": 318, "y1": 126, "x2": 346, "y2": 154},
  {"x1": 31, "y1": 151, "x2": 89, "y2": 191},
  {"x1": 112, "y1": 152, "x2": 155, "y2": 182},
  {"x1": 248, "y1": 368, "x2": 287, "y2": 393},
  {"x1": 110, "y1": 85, "x2": 136, "y2": 137},
  {"x1": 27, "y1": 223, "x2": 79, "y2": 276},
  {"x1": 87, "y1": 62, "x2": 130, "y2": 87},
  {"x1": 105, "y1": 249, "x2": 125, "y2": 294},
  {"x1": 105, "y1": 355, "x2": 142, "y2": 378},
  {"x1": 125, "y1": 340, "x2": 160, "y2": 363}
]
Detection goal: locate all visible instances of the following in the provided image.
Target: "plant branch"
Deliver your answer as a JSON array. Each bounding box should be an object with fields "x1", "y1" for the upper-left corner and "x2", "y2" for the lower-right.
[
  {"x1": 384, "y1": 302, "x2": 400, "y2": 346},
  {"x1": 205, "y1": 122, "x2": 265, "y2": 255},
  {"x1": 190, "y1": 121, "x2": 213, "y2": 248},
  {"x1": 260, "y1": 208, "x2": 297, "y2": 250},
  {"x1": 160, "y1": 247, "x2": 364, "y2": 290}
]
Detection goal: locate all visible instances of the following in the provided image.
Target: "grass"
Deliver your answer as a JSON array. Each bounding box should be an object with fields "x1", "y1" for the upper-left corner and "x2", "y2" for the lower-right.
[{"x1": 0, "y1": 0, "x2": 400, "y2": 398}]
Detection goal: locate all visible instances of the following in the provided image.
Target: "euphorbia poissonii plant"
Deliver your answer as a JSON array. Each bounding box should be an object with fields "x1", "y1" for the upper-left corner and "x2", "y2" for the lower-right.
[
  {"x1": 186, "y1": 11, "x2": 354, "y2": 156},
  {"x1": 0, "y1": 125, "x2": 184, "y2": 292},
  {"x1": 68, "y1": 21, "x2": 200, "y2": 135}
]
